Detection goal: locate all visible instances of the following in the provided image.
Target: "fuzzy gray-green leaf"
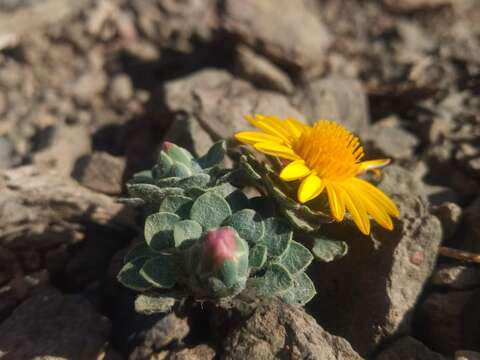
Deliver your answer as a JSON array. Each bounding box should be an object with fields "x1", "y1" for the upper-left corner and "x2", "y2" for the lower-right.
[
  {"x1": 312, "y1": 237, "x2": 348, "y2": 262},
  {"x1": 144, "y1": 212, "x2": 180, "y2": 251},
  {"x1": 153, "y1": 152, "x2": 174, "y2": 178},
  {"x1": 124, "y1": 242, "x2": 159, "y2": 263},
  {"x1": 280, "y1": 272, "x2": 316, "y2": 305},
  {"x1": 117, "y1": 257, "x2": 152, "y2": 291},
  {"x1": 173, "y1": 220, "x2": 202, "y2": 248},
  {"x1": 177, "y1": 173, "x2": 210, "y2": 189},
  {"x1": 228, "y1": 209, "x2": 264, "y2": 243},
  {"x1": 159, "y1": 195, "x2": 192, "y2": 218},
  {"x1": 261, "y1": 218, "x2": 292, "y2": 258},
  {"x1": 130, "y1": 170, "x2": 155, "y2": 184},
  {"x1": 164, "y1": 143, "x2": 193, "y2": 167},
  {"x1": 127, "y1": 183, "x2": 183, "y2": 207},
  {"x1": 190, "y1": 192, "x2": 232, "y2": 230},
  {"x1": 249, "y1": 244, "x2": 267, "y2": 271},
  {"x1": 276, "y1": 241, "x2": 313, "y2": 275},
  {"x1": 254, "y1": 263, "x2": 293, "y2": 296},
  {"x1": 135, "y1": 294, "x2": 176, "y2": 315},
  {"x1": 171, "y1": 162, "x2": 193, "y2": 177},
  {"x1": 140, "y1": 254, "x2": 177, "y2": 289},
  {"x1": 198, "y1": 140, "x2": 226, "y2": 169}
]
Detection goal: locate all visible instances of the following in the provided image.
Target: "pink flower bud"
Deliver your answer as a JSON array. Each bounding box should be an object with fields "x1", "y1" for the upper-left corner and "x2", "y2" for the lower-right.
[
  {"x1": 203, "y1": 227, "x2": 237, "y2": 268},
  {"x1": 162, "y1": 141, "x2": 174, "y2": 152}
]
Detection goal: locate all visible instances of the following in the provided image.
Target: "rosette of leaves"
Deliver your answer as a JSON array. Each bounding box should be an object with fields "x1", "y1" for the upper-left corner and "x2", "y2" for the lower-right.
[
  {"x1": 125, "y1": 141, "x2": 231, "y2": 213},
  {"x1": 117, "y1": 187, "x2": 317, "y2": 314},
  {"x1": 240, "y1": 151, "x2": 348, "y2": 262}
]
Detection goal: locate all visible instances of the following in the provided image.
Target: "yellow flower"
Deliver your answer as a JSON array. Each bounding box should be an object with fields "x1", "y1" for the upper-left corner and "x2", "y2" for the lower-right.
[{"x1": 235, "y1": 114, "x2": 400, "y2": 235}]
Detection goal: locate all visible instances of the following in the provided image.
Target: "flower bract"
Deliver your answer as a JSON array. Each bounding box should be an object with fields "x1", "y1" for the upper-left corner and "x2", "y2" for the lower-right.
[{"x1": 235, "y1": 115, "x2": 400, "y2": 235}]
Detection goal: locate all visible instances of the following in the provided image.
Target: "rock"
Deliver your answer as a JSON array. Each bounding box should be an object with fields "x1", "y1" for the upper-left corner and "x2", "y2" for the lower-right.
[
  {"x1": 0, "y1": 165, "x2": 136, "y2": 251},
  {"x1": 430, "y1": 202, "x2": 462, "y2": 239},
  {"x1": 33, "y1": 124, "x2": 92, "y2": 176},
  {"x1": 73, "y1": 151, "x2": 126, "y2": 195},
  {"x1": 431, "y1": 264, "x2": 480, "y2": 290},
  {"x1": 309, "y1": 169, "x2": 442, "y2": 356},
  {"x1": 376, "y1": 336, "x2": 447, "y2": 360},
  {"x1": 462, "y1": 197, "x2": 480, "y2": 252},
  {"x1": 130, "y1": 313, "x2": 190, "y2": 360},
  {"x1": 0, "y1": 287, "x2": 111, "y2": 359},
  {"x1": 365, "y1": 116, "x2": 419, "y2": 160},
  {"x1": 72, "y1": 70, "x2": 108, "y2": 106},
  {"x1": 156, "y1": 345, "x2": 216, "y2": 360},
  {"x1": 378, "y1": 165, "x2": 426, "y2": 200},
  {"x1": 422, "y1": 184, "x2": 459, "y2": 207},
  {"x1": 109, "y1": 73, "x2": 134, "y2": 103},
  {"x1": 234, "y1": 45, "x2": 294, "y2": 94},
  {"x1": 163, "y1": 69, "x2": 304, "y2": 141},
  {"x1": 223, "y1": 298, "x2": 362, "y2": 360},
  {"x1": 416, "y1": 290, "x2": 480, "y2": 354},
  {"x1": 292, "y1": 76, "x2": 370, "y2": 134},
  {"x1": 0, "y1": 136, "x2": 14, "y2": 169},
  {"x1": 223, "y1": 0, "x2": 332, "y2": 79},
  {"x1": 383, "y1": 0, "x2": 457, "y2": 13},
  {"x1": 456, "y1": 351, "x2": 480, "y2": 360}
]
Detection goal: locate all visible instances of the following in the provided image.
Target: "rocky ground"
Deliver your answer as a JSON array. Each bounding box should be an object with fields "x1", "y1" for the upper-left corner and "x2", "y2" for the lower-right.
[{"x1": 0, "y1": 0, "x2": 480, "y2": 359}]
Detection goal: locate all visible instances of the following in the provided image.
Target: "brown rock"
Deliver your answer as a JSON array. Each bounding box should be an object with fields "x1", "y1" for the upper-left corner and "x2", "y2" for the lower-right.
[
  {"x1": 0, "y1": 288, "x2": 111, "y2": 359},
  {"x1": 376, "y1": 336, "x2": 446, "y2": 360},
  {"x1": 73, "y1": 151, "x2": 126, "y2": 195},
  {"x1": 223, "y1": 0, "x2": 332, "y2": 79},
  {"x1": 456, "y1": 351, "x2": 480, "y2": 360},
  {"x1": 223, "y1": 299, "x2": 362, "y2": 360},
  {"x1": 292, "y1": 76, "x2": 370, "y2": 134},
  {"x1": 431, "y1": 264, "x2": 480, "y2": 290},
  {"x1": 33, "y1": 124, "x2": 92, "y2": 176},
  {"x1": 156, "y1": 345, "x2": 216, "y2": 360},
  {"x1": 430, "y1": 202, "x2": 462, "y2": 239},
  {"x1": 417, "y1": 290, "x2": 480, "y2": 354}
]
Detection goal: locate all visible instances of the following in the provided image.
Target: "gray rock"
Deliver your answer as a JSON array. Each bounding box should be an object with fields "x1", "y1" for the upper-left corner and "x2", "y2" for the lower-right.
[
  {"x1": 109, "y1": 73, "x2": 134, "y2": 103},
  {"x1": 72, "y1": 70, "x2": 108, "y2": 106},
  {"x1": 72, "y1": 151, "x2": 126, "y2": 195},
  {"x1": 292, "y1": 76, "x2": 370, "y2": 134},
  {"x1": 417, "y1": 290, "x2": 480, "y2": 354},
  {"x1": 234, "y1": 45, "x2": 294, "y2": 94},
  {"x1": 456, "y1": 351, "x2": 480, "y2": 360},
  {"x1": 0, "y1": 136, "x2": 14, "y2": 169},
  {"x1": 365, "y1": 116, "x2": 419, "y2": 160},
  {"x1": 163, "y1": 69, "x2": 304, "y2": 141},
  {"x1": 430, "y1": 202, "x2": 462, "y2": 239},
  {"x1": 0, "y1": 287, "x2": 111, "y2": 359},
  {"x1": 310, "y1": 169, "x2": 442, "y2": 356},
  {"x1": 223, "y1": 0, "x2": 332, "y2": 79},
  {"x1": 223, "y1": 299, "x2": 362, "y2": 360},
  {"x1": 379, "y1": 165, "x2": 426, "y2": 200},
  {"x1": 431, "y1": 264, "x2": 480, "y2": 289},
  {"x1": 376, "y1": 336, "x2": 446, "y2": 360},
  {"x1": 33, "y1": 124, "x2": 92, "y2": 176},
  {"x1": 157, "y1": 345, "x2": 216, "y2": 360}
]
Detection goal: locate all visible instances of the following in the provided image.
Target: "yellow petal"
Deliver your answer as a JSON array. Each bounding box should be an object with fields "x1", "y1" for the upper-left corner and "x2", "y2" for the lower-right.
[
  {"x1": 280, "y1": 160, "x2": 311, "y2": 181},
  {"x1": 349, "y1": 183, "x2": 394, "y2": 230},
  {"x1": 298, "y1": 174, "x2": 325, "y2": 203},
  {"x1": 283, "y1": 118, "x2": 308, "y2": 139},
  {"x1": 351, "y1": 178, "x2": 399, "y2": 217},
  {"x1": 357, "y1": 159, "x2": 391, "y2": 174},
  {"x1": 254, "y1": 142, "x2": 301, "y2": 161},
  {"x1": 246, "y1": 115, "x2": 291, "y2": 143},
  {"x1": 343, "y1": 185, "x2": 371, "y2": 235},
  {"x1": 235, "y1": 132, "x2": 284, "y2": 146},
  {"x1": 325, "y1": 181, "x2": 346, "y2": 221}
]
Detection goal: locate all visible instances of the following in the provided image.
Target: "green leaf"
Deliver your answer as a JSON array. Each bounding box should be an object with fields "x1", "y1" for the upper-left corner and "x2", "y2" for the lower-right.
[
  {"x1": 117, "y1": 257, "x2": 152, "y2": 291},
  {"x1": 283, "y1": 209, "x2": 320, "y2": 232},
  {"x1": 261, "y1": 218, "x2": 292, "y2": 258},
  {"x1": 159, "y1": 195, "x2": 192, "y2": 218},
  {"x1": 210, "y1": 182, "x2": 237, "y2": 197},
  {"x1": 190, "y1": 192, "x2": 232, "y2": 230},
  {"x1": 173, "y1": 220, "x2": 202, "y2": 248},
  {"x1": 127, "y1": 183, "x2": 183, "y2": 207},
  {"x1": 227, "y1": 209, "x2": 264, "y2": 243},
  {"x1": 225, "y1": 190, "x2": 250, "y2": 213},
  {"x1": 280, "y1": 272, "x2": 316, "y2": 305},
  {"x1": 249, "y1": 244, "x2": 267, "y2": 271},
  {"x1": 153, "y1": 152, "x2": 174, "y2": 179},
  {"x1": 177, "y1": 173, "x2": 211, "y2": 189},
  {"x1": 276, "y1": 241, "x2": 313, "y2": 275},
  {"x1": 312, "y1": 237, "x2": 348, "y2": 262},
  {"x1": 198, "y1": 140, "x2": 226, "y2": 169},
  {"x1": 170, "y1": 162, "x2": 193, "y2": 177},
  {"x1": 240, "y1": 154, "x2": 262, "y2": 181},
  {"x1": 218, "y1": 259, "x2": 239, "y2": 288},
  {"x1": 140, "y1": 254, "x2": 178, "y2": 289},
  {"x1": 135, "y1": 294, "x2": 176, "y2": 315},
  {"x1": 163, "y1": 142, "x2": 194, "y2": 167},
  {"x1": 144, "y1": 212, "x2": 180, "y2": 251},
  {"x1": 124, "y1": 242, "x2": 159, "y2": 262},
  {"x1": 156, "y1": 177, "x2": 181, "y2": 187},
  {"x1": 254, "y1": 264, "x2": 293, "y2": 296},
  {"x1": 184, "y1": 187, "x2": 207, "y2": 199},
  {"x1": 130, "y1": 170, "x2": 155, "y2": 184}
]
